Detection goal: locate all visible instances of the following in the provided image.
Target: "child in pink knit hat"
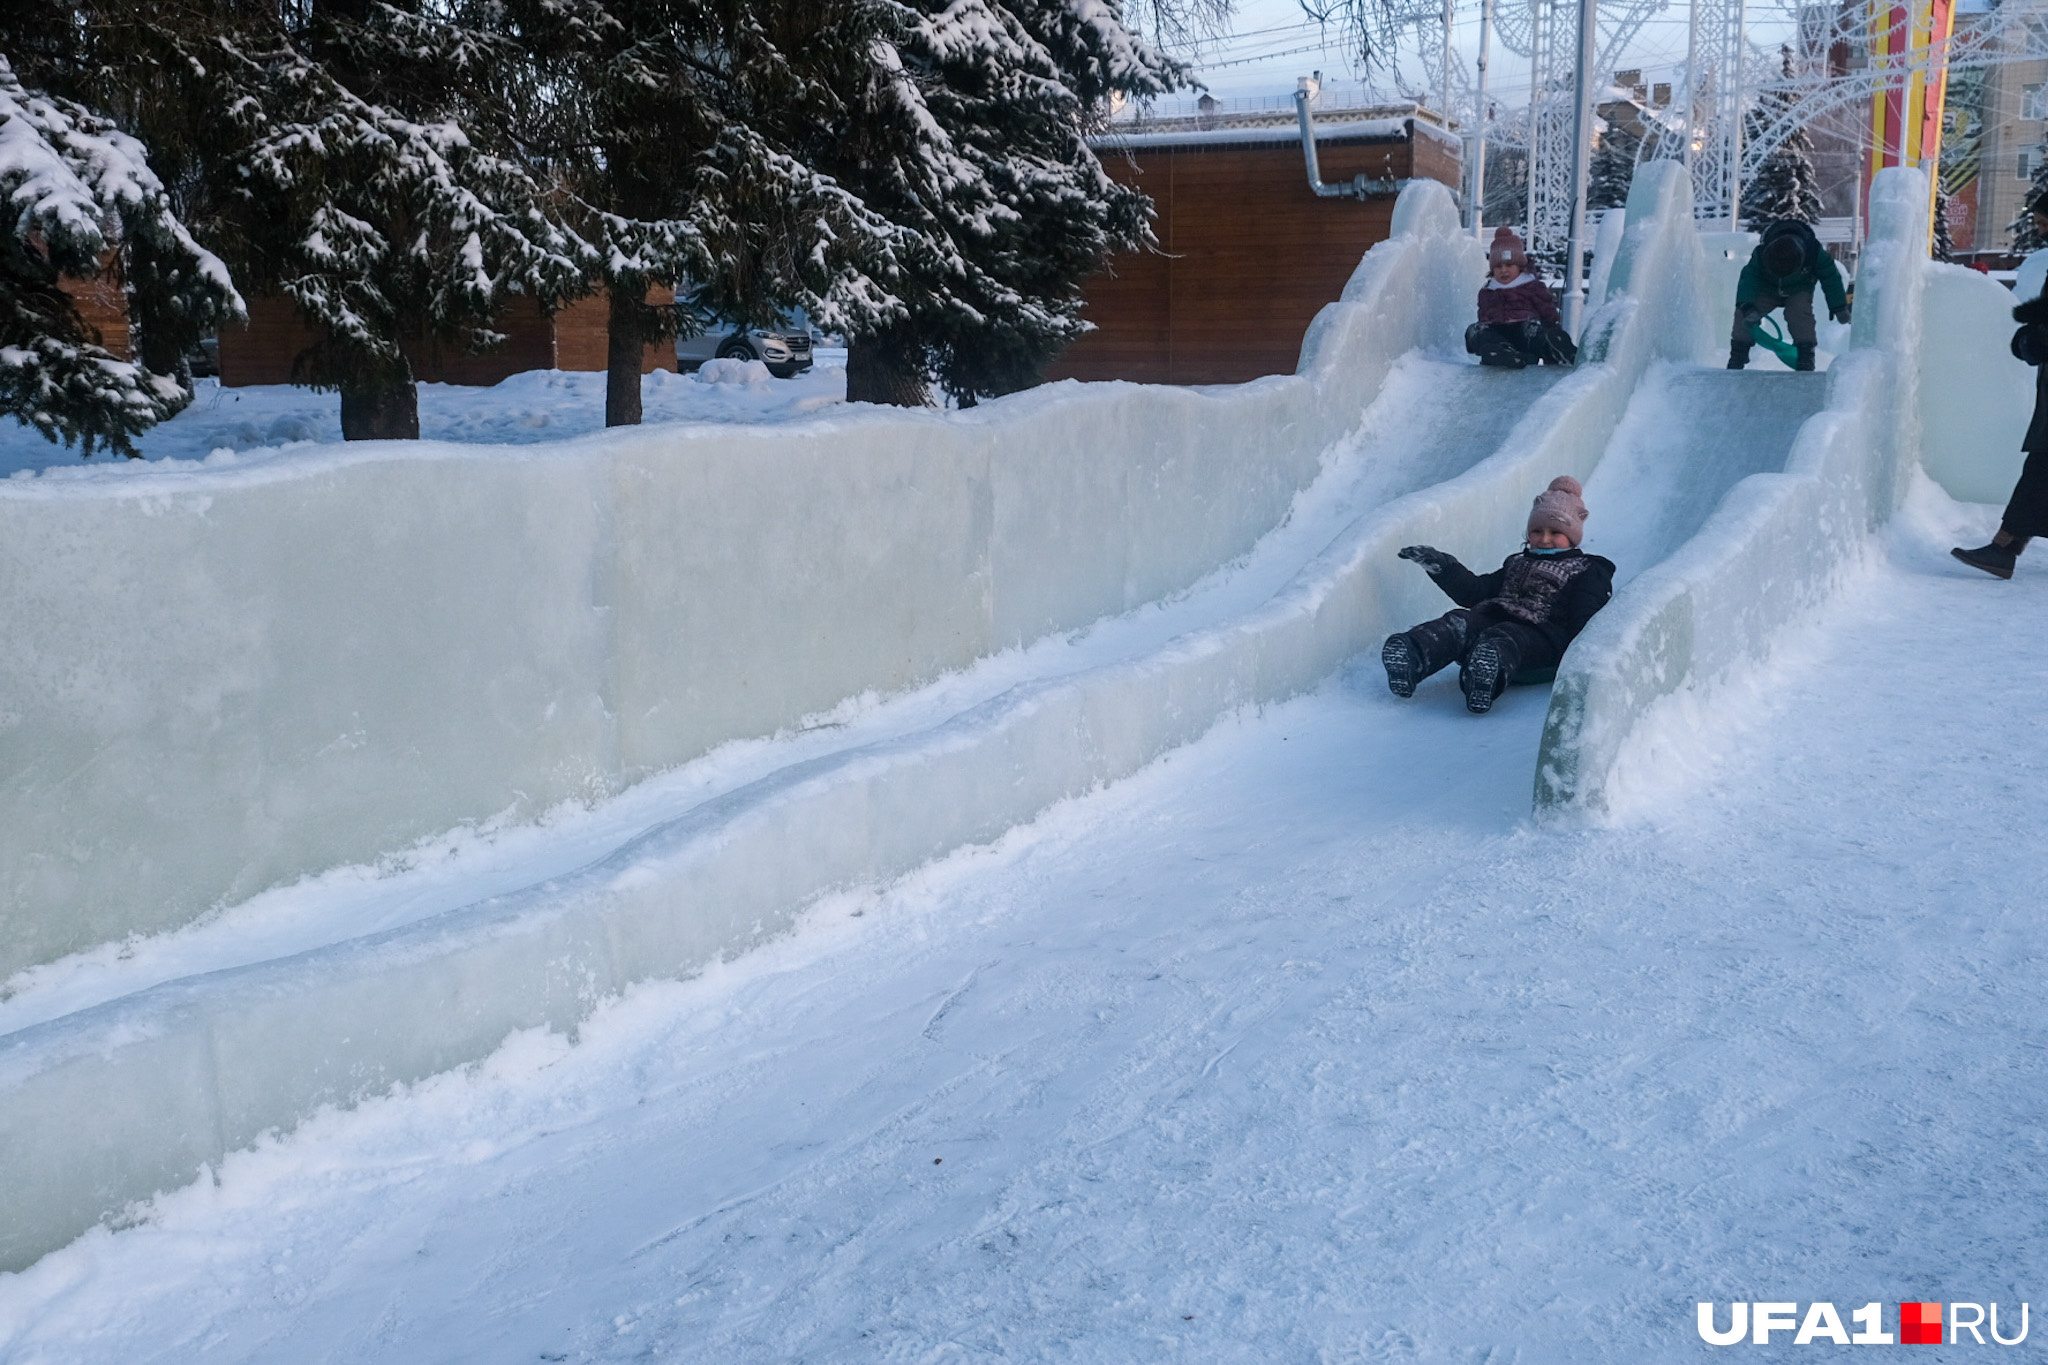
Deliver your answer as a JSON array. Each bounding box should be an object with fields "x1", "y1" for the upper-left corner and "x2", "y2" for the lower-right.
[
  {"x1": 1381, "y1": 476, "x2": 1615, "y2": 714},
  {"x1": 1465, "y1": 228, "x2": 1578, "y2": 370}
]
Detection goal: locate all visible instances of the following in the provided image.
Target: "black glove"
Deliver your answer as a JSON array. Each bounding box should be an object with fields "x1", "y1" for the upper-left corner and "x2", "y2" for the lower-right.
[
  {"x1": 1736, "y1": 303, "x2": 1765, "y2": 327},
  {"x1": 1831, "y1": 303, "x2": 1852, "y2": 325},
  {"x1": 1398, "y1": 545, "x2": 1451, "y2": 576}
]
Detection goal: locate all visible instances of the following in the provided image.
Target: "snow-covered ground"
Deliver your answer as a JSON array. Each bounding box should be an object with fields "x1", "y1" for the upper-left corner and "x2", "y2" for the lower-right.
[
  {"x1": 0, "y1": 355, "x2": 848, "y2": 479},
  {"x1": 1, "y1": 474, "x2": 2040, "y2": 1363}
]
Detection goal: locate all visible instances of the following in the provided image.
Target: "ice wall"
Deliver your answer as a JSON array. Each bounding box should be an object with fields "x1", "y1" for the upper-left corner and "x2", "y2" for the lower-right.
[
  {"x1": 1534, "y1": 168, "x2": 1935, "y2": 815},
  {"x1": 0, "y1": 175, "x2": 1726, "y2": 1273},
  {"x1": 1919, "y1": 262, "x2": 2032, "y2": 505},
  {"x1": 0, "y1": 191, "x2": 1483, "y2": 979}
]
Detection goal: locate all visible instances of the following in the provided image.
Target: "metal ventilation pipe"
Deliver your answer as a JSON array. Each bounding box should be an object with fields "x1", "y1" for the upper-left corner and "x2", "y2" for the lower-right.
[{"x1": 1293, "y1": 82, "x2": 1419, "y2": 199}]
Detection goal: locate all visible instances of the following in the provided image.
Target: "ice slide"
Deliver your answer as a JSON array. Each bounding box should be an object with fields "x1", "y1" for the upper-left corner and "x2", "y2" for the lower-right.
[
  {"x1": 0, "y1": 184, "x2": 1595, "y2": 1269},
  {"x1": 1536, "y1": 166, "x2": 1963, "y2": 813},
  {"x1": 1585, "y1": 369, "x2": 1833, "y2": 592},
  {"x1": 0, "y1": 164, "x2": 1988, "y2": 1271}
]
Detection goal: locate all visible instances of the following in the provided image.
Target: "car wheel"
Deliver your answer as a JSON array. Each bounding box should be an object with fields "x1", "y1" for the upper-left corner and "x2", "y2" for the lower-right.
[{"x1": 716, "y1": 341, "x2": 754, "y2": 362}]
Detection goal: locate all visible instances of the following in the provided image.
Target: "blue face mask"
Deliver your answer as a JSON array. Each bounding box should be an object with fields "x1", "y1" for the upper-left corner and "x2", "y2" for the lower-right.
[{"x1": 1525, "y1": 543, "x2": 1573, "y2": 555}]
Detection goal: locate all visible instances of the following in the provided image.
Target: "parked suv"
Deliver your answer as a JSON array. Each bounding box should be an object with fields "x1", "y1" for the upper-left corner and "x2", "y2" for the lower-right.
[{"x1": 676, "y1": 321, "x2": 815, "y2": 379}]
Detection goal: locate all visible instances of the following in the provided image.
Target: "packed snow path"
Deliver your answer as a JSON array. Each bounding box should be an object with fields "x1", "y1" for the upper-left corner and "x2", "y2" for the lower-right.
[{"x1": 0, "y1": 484, "x2": 2038, "y2": 1363}]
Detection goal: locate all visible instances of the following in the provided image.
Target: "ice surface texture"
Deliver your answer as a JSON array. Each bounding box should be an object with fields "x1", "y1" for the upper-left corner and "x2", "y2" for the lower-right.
[
  {"x1": 1, "y1": 167, "x2": 1958, "y2": 1274},
  {"x1": 1535, "y1": 167, "x2": 1945, "y2": 815},
  {"x1": 0, "y1": 194, "x2": 1480, "y2": 979},
  {"x1": 0, "y1": 185, "x2": 1497, "y2": 1270}
]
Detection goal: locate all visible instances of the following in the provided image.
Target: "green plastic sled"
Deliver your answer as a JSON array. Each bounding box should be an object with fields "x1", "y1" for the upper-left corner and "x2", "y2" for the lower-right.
[{"x1": 1746, "y1": 313, "x2": 1801, "y2": 366}]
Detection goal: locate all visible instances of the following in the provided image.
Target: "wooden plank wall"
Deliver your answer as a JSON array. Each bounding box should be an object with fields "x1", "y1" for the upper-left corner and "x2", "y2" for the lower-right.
[
  {"x1": 553, "y1": 286, "x2": 680, "y2": 375},
  {"x1": 220, "y1": 288, "x2": 677, "y2": 387},
  {"x1": 59, "y1": 275, "x2": 131, "y2": 361},
  {"x1": 1046, "y1": 124, "x2": 1461, "y2": 386}
]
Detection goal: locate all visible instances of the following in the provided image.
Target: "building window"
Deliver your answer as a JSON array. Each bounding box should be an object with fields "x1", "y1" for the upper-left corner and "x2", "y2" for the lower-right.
[
  {"x1": 2028, "y1": 82, "x2": 2048, "y2": 120},
  {"x1": 2024, "y1": 150, "x2": 2035, "y2": 181}
]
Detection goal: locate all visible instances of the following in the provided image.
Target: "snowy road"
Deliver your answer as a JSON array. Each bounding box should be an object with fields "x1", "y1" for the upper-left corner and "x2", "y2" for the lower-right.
[{"x1": 4, "y1": 480, "x2": 2045, "y2": 1363}]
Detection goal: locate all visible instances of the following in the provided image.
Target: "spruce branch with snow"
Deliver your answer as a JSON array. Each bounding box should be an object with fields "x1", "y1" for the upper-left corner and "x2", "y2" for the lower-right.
[
  {"x1": 0, "y1": 54, "x2": 242, "y2": 457},
  {"x1": 780, "y1": 0, "x2": 1190, "y2": 406},
  {"x1": 200, "y1": 0, "x2": 594, "y2": 440}
]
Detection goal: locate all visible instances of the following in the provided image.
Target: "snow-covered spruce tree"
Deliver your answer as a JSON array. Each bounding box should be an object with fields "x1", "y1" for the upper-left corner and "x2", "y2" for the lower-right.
[
  {"x1": 786, "y1": 0, "x2": 1188, "y2": 407},
  {"x1": 203, "y1": 0, "x2": 592, "y2": 439},
  {"x1": 0, "y1": 54, "x2": 241, "y2": 456},
  {"x1": 1482, "y1": 143, "x2": 1527, "y2": 231},
  {"x1": 1932, "y1": 184, "x2": 1954, "y2": 262},
  {"x1": 1587, "y1": 120, "x2": 1639, "y2": 213},
  {"x1": 1741, "y1": 48, "x2": 1823, "y2": 227},
  {"x1": 2010, "y1": 151, "x2": 2048, "y2": 253},
  {"x1": 499, "y1": 0, "x2": 913, "y2": 426}
]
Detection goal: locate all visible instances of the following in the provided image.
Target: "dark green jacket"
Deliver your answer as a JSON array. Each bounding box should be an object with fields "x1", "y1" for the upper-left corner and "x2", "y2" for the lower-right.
[{"x1": 1736, "y1": 224, "x2": 1849, "y2": 315}]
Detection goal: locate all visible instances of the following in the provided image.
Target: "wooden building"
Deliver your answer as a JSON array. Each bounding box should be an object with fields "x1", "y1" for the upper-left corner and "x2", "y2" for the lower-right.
[
  {"x1": 218, "y1": 288, "x2": 678, "y2": 387},
  {"x1": 1046, "y1": 108, "x2": 1462, "y2": 386}
]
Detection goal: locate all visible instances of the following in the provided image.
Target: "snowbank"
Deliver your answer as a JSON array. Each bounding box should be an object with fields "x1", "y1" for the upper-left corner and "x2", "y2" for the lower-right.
[
  {"x1": 0, "y1": 194, "x2": 1479, "y2": 980},
  {"x1": 1534, "y1": 168, "x2": 1935, "y2": 815},
  {"x1": 0, "y1": 363, "x2": 853, "y2": 477},
  {"x1": 0, "y1": 175, "x2": 1737, "y2": 1272}
]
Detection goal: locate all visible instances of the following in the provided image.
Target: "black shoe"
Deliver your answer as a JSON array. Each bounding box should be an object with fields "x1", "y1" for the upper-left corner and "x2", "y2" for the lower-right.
[
  {"x1": 1382, "y1": 634, "x2": 1421, "y2": 697},
  {"x1": 1794, "y1": 345, "x2": 1816, "y2": 372},
  {"x1": 1460, "y1": 638, "x2": 1508, "y2": 714},
  {"x1": 1477, "y1": 346, "x2": 1527, "y2": 370},
  {"x1": 1727, "y1": 342, "x2": 1752, "y2": 370},
  {"x1": 1952, "y1": 541, "x2": 2018, "y2": 579}
]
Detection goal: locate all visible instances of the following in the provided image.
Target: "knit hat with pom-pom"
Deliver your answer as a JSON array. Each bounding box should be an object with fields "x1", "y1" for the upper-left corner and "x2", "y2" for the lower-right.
[
  {"x1": 1527, "y1": 475, "x2": 1588, "y2": 545},
  {"x1": 1488, "y1": 226, "x2": 1529, "y2": 270}
]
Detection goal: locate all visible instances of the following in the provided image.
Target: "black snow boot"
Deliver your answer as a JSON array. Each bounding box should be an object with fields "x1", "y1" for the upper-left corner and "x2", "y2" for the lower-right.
[
  {"x1": 1727, "y1": 341, "x2": 1752, "y2": 370},
  {"x1": 1952, "y1": 531, "x2": 2030, "y2": 579},
  {"x1": 1793, "y1": 344, "x2": 1816, "y2": 372},
  {"x1": 1382, "y1": 634, "x2": 1422, "y2": 697},
  {"x1": 1532, "y1": 321, "x2": 1578, "y2": 366},
  {"x1": 1460, "y1": 637, "x2": 1511, "y2": 714}
]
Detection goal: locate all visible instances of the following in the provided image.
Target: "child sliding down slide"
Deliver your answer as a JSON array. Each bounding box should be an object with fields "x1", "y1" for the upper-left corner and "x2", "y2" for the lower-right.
[
  {"x1": 1464, "y1": 228, "x2": 1577, "y2": 370},
  {"x1": 1382, "y1": 477, "x2": 1615, "y2": 714}
]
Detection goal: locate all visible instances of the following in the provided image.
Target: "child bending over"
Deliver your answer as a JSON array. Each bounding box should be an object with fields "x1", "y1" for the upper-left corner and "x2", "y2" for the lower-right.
[{"x1": 1381, "y1": 476, "x2": 1615, "y2": 714}]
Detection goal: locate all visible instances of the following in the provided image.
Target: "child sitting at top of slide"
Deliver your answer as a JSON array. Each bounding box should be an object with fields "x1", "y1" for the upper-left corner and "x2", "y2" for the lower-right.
[
  {"x1": 1381, "y1": 476, "x2": 1615, "y2": 714},
  {"x1": 1464, "y1": 228, "x2": 1578, "y2": 370}
]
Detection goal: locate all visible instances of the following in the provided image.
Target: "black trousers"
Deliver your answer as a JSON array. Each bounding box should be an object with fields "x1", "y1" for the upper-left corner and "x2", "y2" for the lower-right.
[
  {"x1": 2003, "y1": 446, "x2": 2048, "y2": 539},
  {"x1": 1391, "y1": 610, "x2": 1559, "y2": 687},
  {"x1": 1733, "y1": 287, "x2": 1817, "y2": 347},
  {"x1": 1466, "y1": 320, "x2": 1577, "y2": 366}
]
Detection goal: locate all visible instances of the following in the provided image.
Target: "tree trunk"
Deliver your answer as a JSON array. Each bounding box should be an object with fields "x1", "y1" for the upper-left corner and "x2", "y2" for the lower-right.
[
  {"x1": 606, "y1": 288, "x2": 644, "y2": 427},
  {"x1": 338, "y1": 362, "x2": 420, "y2": 440},
  {"x1": 845, "y1": 329, "x2": 931, "y2": 407}
]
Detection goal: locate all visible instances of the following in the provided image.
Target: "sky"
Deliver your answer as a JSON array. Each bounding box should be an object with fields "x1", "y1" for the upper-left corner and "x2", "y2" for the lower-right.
[{"x1": 1149, "y1": 0, "x2": 1809, "y2": 114}]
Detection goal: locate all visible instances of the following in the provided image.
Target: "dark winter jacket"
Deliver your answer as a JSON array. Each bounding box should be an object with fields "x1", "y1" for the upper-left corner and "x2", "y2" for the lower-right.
[
  {"x1": 2012, "y1": 295, "x2": 2048, "y2": 453},
  {"x1": 1429, "y1": 547, "x2": 1617, "y2": 656},
  {"x1": 1736, "y1": 221, "x2": 1849, "y2": 317},
  {"x1": 1476, "y1": 275, "x2": 1561, "y2": 327}
]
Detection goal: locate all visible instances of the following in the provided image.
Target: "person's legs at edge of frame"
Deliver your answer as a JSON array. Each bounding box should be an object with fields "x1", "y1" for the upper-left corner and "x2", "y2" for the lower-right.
[
  {"x1": 1956, "y1": 198, "x2": 2048, "y2": 579},
  {"x1": 1953, "y1": 453, "x2": 2045, "y2": 579}
]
